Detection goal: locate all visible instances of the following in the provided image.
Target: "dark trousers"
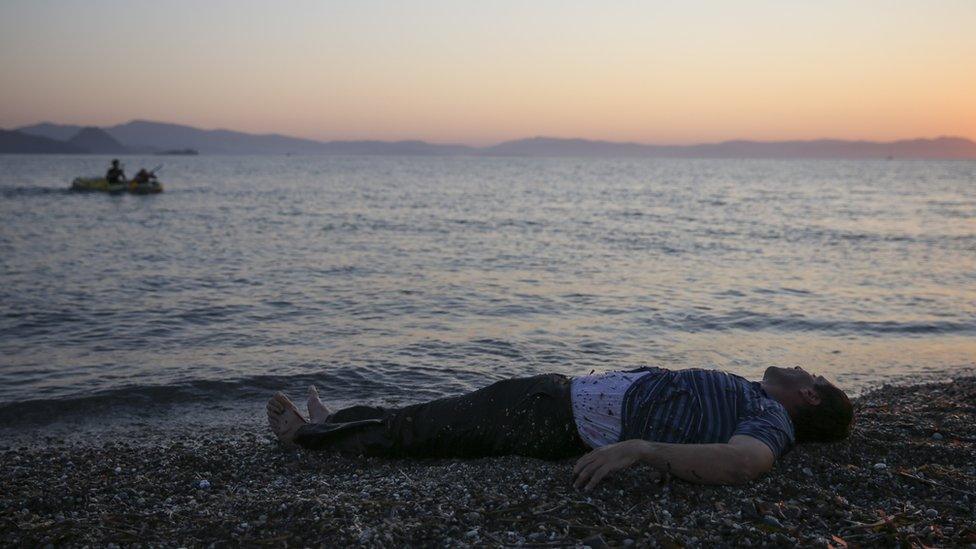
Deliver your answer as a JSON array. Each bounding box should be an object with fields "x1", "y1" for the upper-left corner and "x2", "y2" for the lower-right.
[{"x1": 293, "y1": 373, "x2": 589, "y2": 460}]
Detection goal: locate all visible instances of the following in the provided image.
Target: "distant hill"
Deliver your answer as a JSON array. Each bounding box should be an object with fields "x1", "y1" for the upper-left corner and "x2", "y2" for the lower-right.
[
  {"x1": 66, "y1": 127, "x2": 128, "y2": 154},
  {"x1": 106, "y1": 120, "x2": 476, "y2": 155},
  {"x1": 0, "y1": 129, "x2": 85, "y2": 154},
  {"x1": 483, "y1": 137, "x2": 652, "y2": 157},
  {"x1": 315, "y1": 139, "x2": 474, "y2": 156},
  {"x1": 106, "y1": 120, "x2": 478, "y2": 155},
  {"x1": 13, "y1": 120, "x2": 976, "y2": 158},
  {"x1": 18, "y1": 120, "x2": 474, "y2": 155},
  {"x1": 105, "y1": 120, "x2": 325, "y2": 155},
  {"x1": 485, "y1": 136, "x2": 976, "y2": 159},
  {"x1": 16, "y1": 122, "x2": 85, "y2": 142},
  {"x1": 665, "y1": 137, "x2": 976, "y2": 160}
]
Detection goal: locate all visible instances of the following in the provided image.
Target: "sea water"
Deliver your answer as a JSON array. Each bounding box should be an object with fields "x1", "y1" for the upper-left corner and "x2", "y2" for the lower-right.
[{"x1": 1, "y1": 155, "x2": 973, "y2": 432}]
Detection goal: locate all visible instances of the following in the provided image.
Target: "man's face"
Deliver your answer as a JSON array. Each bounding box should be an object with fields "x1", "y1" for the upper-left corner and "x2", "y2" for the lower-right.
[{"x1": 763, "y1": 365, "x2": 829, "y2": 391}]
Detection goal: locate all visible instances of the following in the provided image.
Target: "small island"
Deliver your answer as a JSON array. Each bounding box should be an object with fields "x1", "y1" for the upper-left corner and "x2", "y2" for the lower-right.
[{"x1": 156, "y1": 148, "x2": 199, "y2": 156}]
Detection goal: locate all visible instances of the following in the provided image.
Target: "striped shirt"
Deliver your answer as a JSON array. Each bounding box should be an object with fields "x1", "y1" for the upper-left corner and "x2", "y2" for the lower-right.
[{"x1": 572, "y1": 367, "x2": 795, "y2": 458}]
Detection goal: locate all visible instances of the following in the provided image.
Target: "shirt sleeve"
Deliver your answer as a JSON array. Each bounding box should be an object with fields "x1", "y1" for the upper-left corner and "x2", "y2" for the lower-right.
[{"x1": 733, "y1": 404, "x2": 795, "y2": 459}]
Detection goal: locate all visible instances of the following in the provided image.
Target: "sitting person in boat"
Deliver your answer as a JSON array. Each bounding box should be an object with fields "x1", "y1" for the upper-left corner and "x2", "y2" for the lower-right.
[
  {"x1": 106, "y1": 159, "x2": 126, "y2": 185},
  {"x1": 131, "y1": 168, "x2": 152, "y2": 185},
  {"x1": 267, "y1": 366, "x2": 853, "y2": 487}
]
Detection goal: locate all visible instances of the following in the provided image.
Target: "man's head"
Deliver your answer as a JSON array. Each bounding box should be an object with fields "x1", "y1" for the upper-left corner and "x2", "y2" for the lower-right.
[
  {"x1": 111, "y1": 159, "x2": 120, "y2": 167},
  {"x1": 762, "y1": 366, "x2": 853, "y2": 443}
]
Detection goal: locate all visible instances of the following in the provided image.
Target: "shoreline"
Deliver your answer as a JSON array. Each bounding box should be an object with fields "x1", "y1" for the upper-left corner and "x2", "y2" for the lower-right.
[
  {"x1": 3, "y1": 377, "x2": 975, "y2": 546},
  {"x1": 3, "y1": 364, "x2": 973, "y2": 445}
]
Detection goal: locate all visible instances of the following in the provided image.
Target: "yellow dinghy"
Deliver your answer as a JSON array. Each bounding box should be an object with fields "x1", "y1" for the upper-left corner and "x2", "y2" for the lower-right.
[{"x1": 70, "y1": 177, "x2": 163, "y2": 194}]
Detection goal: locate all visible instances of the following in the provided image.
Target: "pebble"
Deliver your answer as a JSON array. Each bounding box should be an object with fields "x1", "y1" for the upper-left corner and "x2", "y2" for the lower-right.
[
  {"x1": 873, "y1": 462, "x2": 887, "y2": 470},
  {"x1": 113, "y1": 466, "x2": 122, "y2": 474},
  {"x1": 581, "y1": 534, "x2": 609, "y2": 548},
  {"x1": 197, "y1": 479, "x2": 211, "y2": 489},
  {"x1": 2, "y1": 378, "x2": 974, "y2": 547},
  {"x1": 932, "y1": 433, "x2": 944, "y2": 441}
]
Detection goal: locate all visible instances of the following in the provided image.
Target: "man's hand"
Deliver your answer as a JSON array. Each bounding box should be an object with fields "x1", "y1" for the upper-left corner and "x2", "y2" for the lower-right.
[
  {"x1": 574, "y1": 436, "x2": 776, "y2": 487},
  {"x1": 573, "y1": 439, "x2": 649, "y2": 491}
]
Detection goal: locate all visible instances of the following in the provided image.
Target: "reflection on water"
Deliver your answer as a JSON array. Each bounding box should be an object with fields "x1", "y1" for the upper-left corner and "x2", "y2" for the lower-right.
[{"x1": 0, "y1": 155, "x2": 973, "y2": 424}]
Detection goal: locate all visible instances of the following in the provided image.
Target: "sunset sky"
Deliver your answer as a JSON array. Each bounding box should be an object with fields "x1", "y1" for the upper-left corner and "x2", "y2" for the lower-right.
[{"x1": 1, "y1": 0, "x2": 974, "y2": 145}]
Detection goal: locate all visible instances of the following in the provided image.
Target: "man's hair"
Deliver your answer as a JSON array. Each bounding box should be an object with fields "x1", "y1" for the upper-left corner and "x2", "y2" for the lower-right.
[{"x1": 792, "y1": 383, "x2": 854, "y2": 443}]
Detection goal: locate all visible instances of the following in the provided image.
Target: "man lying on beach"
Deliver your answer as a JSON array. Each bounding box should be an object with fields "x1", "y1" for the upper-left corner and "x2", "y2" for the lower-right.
[{"x1": 267, "y1": 366, "x2": 852, "y2": 488}]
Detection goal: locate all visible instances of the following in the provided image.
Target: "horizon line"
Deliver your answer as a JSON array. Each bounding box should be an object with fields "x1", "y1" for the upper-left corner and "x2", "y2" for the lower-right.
[{"x1": 11, "y1": 119, "x2": 976, "y2": 149}]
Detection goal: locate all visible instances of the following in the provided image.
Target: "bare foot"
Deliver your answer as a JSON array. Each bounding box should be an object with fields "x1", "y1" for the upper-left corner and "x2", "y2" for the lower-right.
[
  {"x1": 307, "y1": 385, "x2": 333, "y2": 424},
  {"x1": 266, "y1": 392, "x2": 307, "y2": 447}
]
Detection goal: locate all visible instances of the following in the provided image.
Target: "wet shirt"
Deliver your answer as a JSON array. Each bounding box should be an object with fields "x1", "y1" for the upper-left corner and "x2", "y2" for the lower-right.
[
  {"x1": 570, "y1": 370, "x2": 653, "y2": 448},
  {"x1": 572, "y1": 368, "x2": 795, "y2": 458}
]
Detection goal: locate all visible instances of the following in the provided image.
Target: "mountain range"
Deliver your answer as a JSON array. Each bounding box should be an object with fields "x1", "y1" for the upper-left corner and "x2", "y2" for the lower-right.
[{"x1": 3, "y1": 120, "x2": 975, "y2": 159}]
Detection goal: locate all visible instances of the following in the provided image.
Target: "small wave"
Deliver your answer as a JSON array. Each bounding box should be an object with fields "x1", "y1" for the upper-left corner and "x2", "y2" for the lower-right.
[
  {"x1": 0, "y1": 186, "x2": 71, "y2": 198},
  {"x1": 651, "y1": 311, "x2": 976, "y2": 336},
  {"x1": 0, "y1": 370, "x2": 391, "y2": 427},
  {"x1": 0, "y1": 366, "x2": 496, "y2": 428}
]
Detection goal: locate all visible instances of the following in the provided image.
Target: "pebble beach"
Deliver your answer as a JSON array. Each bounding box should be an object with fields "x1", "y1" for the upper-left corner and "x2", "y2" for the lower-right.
[{"x1": 3, "y1": 377, "x2": 975, "y2": 547}]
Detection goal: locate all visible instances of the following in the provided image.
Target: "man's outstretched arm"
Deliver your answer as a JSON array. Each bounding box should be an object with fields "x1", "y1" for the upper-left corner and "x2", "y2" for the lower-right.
[{"x1": 573, "y1": 435, "x2": 775, "y2": 490}]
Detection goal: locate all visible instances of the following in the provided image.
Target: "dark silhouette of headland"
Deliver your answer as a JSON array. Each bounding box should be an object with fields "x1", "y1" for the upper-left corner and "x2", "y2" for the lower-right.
[{"x1": 0, "y1": 129, "x2": 85, "y2": 154}]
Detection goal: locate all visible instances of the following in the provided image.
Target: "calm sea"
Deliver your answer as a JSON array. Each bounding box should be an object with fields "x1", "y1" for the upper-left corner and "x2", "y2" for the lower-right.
[{"x1": 1, "y1": 155, "x2": 974, "y2": 432}]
